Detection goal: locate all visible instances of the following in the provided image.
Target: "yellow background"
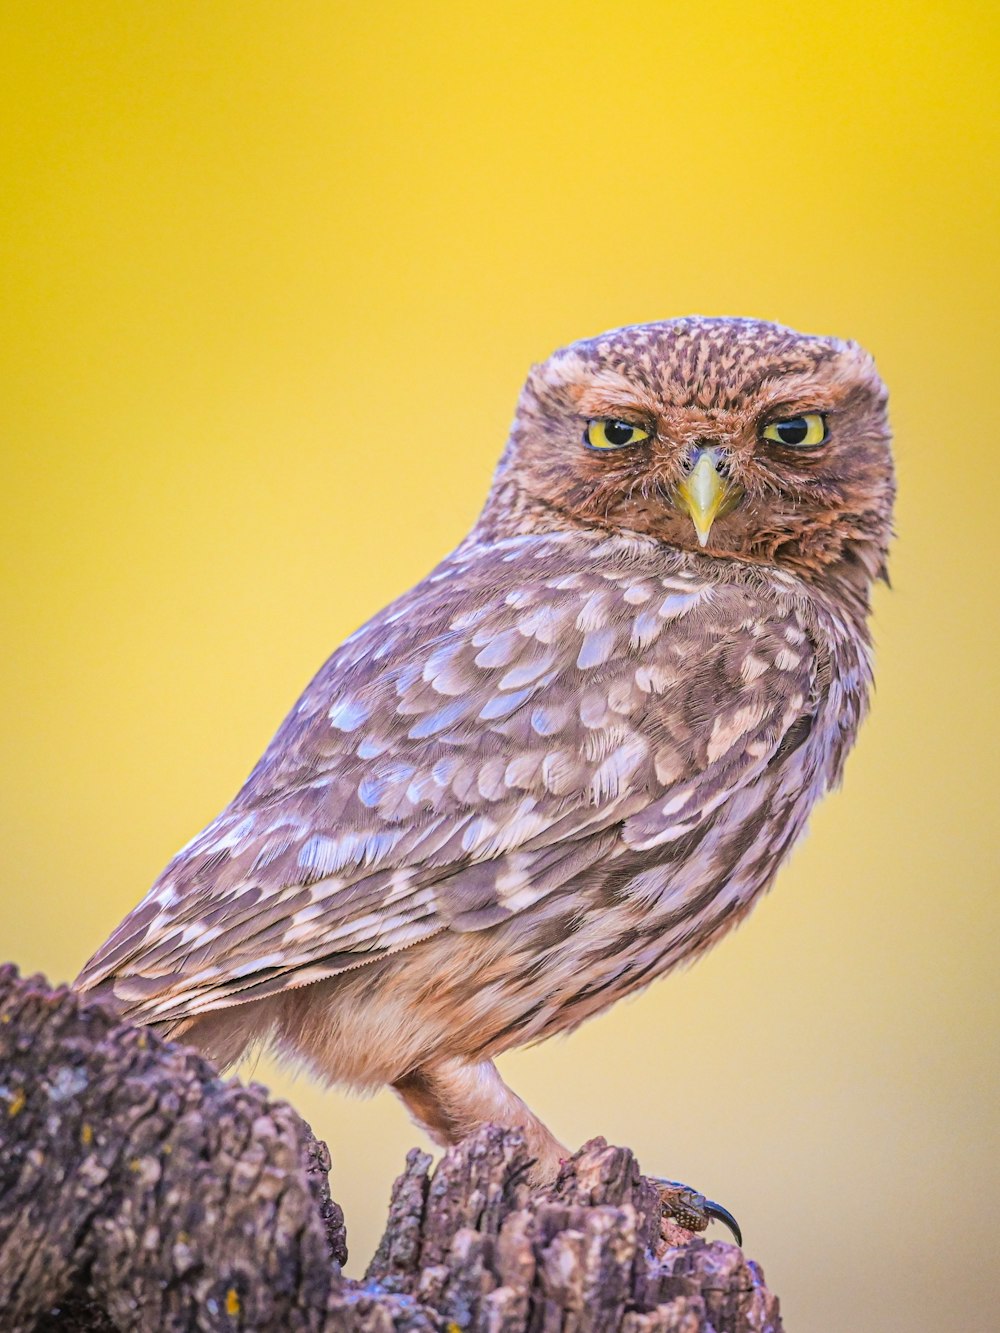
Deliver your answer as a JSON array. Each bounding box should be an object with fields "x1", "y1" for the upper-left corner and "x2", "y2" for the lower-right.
[{"x1": 2, "y1": 4, "x2": 997, "y2": 1328}]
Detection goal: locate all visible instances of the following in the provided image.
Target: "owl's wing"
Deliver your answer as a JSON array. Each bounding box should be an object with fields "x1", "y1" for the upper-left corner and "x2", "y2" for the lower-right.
[{"x1": 77, "y1": 536, "x2": 819, "y2": 1024}]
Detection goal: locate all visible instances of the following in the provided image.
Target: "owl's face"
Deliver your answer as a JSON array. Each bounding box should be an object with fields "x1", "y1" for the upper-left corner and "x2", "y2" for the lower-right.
[{"x1": 492, "y1": 318, "x2": 894, "y2": 590}]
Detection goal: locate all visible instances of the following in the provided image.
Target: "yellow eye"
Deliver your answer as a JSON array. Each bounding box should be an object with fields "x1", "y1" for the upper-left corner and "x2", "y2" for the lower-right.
[
  {"x1": 761, "y1": 413, "x2": 827, "y2": 448},
  {"x1": 584, "y1": 418, "x2": 650, "y2": 451}
]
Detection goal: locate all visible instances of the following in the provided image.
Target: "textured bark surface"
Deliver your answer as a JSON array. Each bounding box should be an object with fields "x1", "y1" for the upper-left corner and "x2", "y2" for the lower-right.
[{"x1": 0, "y1": 967, "x2": 782, "y2": 1332}]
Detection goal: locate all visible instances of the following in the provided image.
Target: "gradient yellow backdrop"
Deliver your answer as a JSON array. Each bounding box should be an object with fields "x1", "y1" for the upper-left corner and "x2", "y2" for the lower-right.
[{"x1": 2, "y1": 4, "x2": 997, "y2": 1329}]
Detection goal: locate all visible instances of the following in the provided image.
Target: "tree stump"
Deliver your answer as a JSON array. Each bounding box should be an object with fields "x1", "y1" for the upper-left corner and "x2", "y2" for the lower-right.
[{"x1": 0, "y1": 966, "x2": 782, "y2": 1331}]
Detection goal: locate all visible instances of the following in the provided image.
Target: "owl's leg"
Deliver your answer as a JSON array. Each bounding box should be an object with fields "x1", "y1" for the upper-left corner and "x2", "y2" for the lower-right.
[
  {"x1": 392, "y1": 1062, "x2": 740, "y2": 1242},
  {"x1": 392, "y1": 1057, "x2": 568, "y2": 1183}
]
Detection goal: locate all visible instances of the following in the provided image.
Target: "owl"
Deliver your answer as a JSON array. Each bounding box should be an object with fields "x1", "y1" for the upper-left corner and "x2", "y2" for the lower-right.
[{"x1": 77, "y1": 317, "x2": 893, "y2": 1236}]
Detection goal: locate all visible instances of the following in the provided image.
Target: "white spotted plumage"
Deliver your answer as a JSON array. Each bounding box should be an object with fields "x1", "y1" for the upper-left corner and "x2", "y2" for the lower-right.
[
  {"x1": 79, "y1": 529, "x2": 862, "y2": 1028},
  {"x1": 77, "y1": 316, "x2": 893, "y2": 1184}
]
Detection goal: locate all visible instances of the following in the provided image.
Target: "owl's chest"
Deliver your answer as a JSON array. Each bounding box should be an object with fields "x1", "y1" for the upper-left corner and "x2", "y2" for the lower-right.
[{"x1": 565, "y1": 601, "x2": 869, "y2": 947}]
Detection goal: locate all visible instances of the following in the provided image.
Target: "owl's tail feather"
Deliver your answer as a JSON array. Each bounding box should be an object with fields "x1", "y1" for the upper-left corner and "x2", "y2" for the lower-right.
[
  {"x1": 75, "y1": 971, "x2": 272, "y2": 1073},
  {"x1": 154, "y1": 1002, "x2": 274, "y2": 1072}
]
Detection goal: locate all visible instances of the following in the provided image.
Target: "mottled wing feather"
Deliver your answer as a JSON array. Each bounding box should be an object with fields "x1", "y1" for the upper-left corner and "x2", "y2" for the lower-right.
[{"x1": 77, "y1": 532, "x2": 816, "y2": 1023}]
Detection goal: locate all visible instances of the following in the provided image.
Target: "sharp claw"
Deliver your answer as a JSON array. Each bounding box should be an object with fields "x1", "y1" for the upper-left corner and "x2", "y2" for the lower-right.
[
  {"x1": 655, "y1": 1178, "x2": 743, "y2": 1247},
  {"x1": 704, "y1": 1197, "x2": 742, "y2": 1247}
]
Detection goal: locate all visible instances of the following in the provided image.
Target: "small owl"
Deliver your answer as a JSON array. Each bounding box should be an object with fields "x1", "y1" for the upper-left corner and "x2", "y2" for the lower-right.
[{"x1": 78, "y1": 317, "x2": 893, "y2": 1221}]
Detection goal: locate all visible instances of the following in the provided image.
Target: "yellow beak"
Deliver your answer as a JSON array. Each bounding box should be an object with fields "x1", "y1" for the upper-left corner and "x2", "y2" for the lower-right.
[{"x1": 674, "y1": 449, "x2": 733, "y2": 547}]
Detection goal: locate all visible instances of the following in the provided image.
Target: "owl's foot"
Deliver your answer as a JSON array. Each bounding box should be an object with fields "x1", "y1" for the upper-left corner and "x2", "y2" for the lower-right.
[{"x1": 654, "y1": 1178, "x2": 742, "y2": 1247}]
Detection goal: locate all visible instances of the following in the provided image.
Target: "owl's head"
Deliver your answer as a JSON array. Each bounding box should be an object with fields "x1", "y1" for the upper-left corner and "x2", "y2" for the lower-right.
[{"x1": 483, "y1": 317, "x2": 894, "y2": 604}]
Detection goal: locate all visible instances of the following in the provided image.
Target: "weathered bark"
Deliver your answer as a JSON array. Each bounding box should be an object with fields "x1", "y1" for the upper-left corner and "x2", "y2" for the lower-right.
[{"x1": 0, "y1": 967, "x2": 782, "y2": 1332}]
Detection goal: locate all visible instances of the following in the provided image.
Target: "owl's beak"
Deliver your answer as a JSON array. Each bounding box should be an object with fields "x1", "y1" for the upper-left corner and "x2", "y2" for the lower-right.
[{"x1": 674, "y1": 448, "x2": 735, "y2": 547}]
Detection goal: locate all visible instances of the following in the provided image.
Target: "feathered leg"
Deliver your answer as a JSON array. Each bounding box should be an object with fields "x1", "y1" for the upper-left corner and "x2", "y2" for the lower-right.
[{"x1": 393, "y1": 1057, "x2": 567, "y2": 1182}]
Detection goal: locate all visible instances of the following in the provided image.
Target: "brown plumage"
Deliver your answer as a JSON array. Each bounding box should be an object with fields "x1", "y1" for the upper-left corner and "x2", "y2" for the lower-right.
[{"x1": 77, "y1": 316, "x2": 894, "y2": 1185}]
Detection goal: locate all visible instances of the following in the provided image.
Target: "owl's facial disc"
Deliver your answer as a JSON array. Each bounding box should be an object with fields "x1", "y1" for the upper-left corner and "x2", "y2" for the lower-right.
[
  {"x1": 673, "y1": 447, "x2": 744, "y2": 547},
  {"x1": 486, "y1": 318, "x2": 894, "y2": 586}
]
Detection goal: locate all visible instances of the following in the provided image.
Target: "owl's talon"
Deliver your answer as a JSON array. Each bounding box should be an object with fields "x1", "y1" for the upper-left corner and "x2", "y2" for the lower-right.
[
  {"x1": 655, "y1": 1178, "x2": 742, "y2": 1247},
  {"x1": 702, "y1": 1197, "x2": 742, "y2": 1247}
]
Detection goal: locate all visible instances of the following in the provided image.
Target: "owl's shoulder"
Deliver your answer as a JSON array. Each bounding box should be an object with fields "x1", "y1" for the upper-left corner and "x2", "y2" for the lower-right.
[{"x1": 241, "y1": 533, "x2": 844, "y2": 802}]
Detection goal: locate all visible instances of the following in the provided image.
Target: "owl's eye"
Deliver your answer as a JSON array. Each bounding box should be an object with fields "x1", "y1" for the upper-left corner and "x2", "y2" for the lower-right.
[
  {"x1": 584, "y1": 419, "x2": 650, "y2": 451},
  {"x1": 761, "y1": 413, "x2": 827, "y2": 448}
]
